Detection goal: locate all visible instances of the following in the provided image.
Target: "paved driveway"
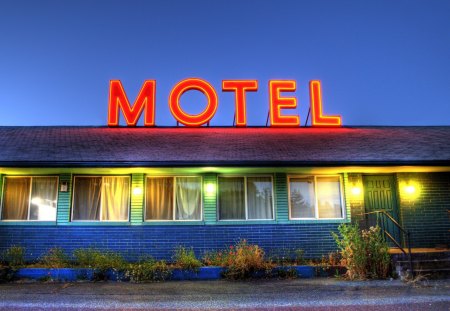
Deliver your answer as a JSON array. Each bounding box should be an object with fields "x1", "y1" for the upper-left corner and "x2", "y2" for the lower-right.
[{"x1": 0, "y1": 278, "x2": 449, "y2": 310}]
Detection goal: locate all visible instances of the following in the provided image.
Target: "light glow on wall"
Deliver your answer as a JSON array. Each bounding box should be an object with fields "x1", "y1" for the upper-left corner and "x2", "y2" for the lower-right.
[
  {"x1": 204, "y1": 182, "x2": 216, "y2": 195},
  {"x1": 132, "y1": 187, "x2": 143, "y2": 196}
]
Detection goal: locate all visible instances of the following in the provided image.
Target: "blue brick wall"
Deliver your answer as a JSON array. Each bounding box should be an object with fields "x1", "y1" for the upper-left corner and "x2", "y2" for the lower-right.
[
  {"x1": 397, "y1": 172, "x2": 450, "y2": 248},
  {"x1": 0, "y1": 224, "x2": 340, "y2": 261}
]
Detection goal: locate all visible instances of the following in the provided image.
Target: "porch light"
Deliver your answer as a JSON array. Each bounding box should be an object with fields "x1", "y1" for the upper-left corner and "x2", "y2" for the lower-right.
[
  {"x1": 351, "y1": 186, "x2": 361, "y2": 196},
  {"x1": 205, "y1": 182, "x2": 216, "y2": 195},
  {"x1": 132, "y1": 187, "x2": 143, "y2": 196},
  {"x1": 405, "y1": 185, "x2": 416, "y2": 194}
]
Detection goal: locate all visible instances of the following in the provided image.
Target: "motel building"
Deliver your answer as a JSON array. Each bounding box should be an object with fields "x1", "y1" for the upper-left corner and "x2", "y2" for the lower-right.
[{"x1": 0, "y1": 79, "x2": 449, "y2": 261}]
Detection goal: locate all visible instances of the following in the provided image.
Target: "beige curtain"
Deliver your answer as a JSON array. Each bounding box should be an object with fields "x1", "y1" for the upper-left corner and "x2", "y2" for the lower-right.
[
  {"x1": 30, "y1": 177, "x2": 58, "y2": 221},
  {"x1": 72, "y1": 177, "x2": 102, "y2": 220},
  {"x1": 247, "y1": 177, "x2": 273, "y2": 220},
  {"x1": 2, "y1": 177, "x2": 30, "y2": 220},
  {"x1": 102, "y1": 177, "x2": 130, "y2": 221},
  {"x1": 218, "y1": 177, "x2": 245, "y2": 220},
  {"x1": 175, "y1": 177, "x2": 201, "y2": 220},
  {"x1": 145, "y1": 177, "x2": 173, "y2": 220}
]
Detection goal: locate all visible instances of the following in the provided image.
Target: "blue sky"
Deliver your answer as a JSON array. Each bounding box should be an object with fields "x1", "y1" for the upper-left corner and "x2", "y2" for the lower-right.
[{"x1": 0, "y1": 0, "x2": 449, "y2": 126}]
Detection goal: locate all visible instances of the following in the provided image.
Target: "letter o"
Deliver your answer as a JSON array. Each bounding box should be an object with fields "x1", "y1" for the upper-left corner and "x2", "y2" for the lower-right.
[{"x1": 169, "y1": 78, "x2": 218, "y2": 126}]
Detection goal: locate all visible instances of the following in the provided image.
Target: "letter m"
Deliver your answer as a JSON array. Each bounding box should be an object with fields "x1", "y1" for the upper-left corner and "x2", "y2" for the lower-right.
[{"x1": 108, "y1": 80, "x2": 156, "y2": 126}]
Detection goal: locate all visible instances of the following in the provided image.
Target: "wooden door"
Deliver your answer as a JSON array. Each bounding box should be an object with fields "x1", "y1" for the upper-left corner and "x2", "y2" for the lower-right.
[{"x1": 363, "y1": 175, "x2": 401, "y2": 244}]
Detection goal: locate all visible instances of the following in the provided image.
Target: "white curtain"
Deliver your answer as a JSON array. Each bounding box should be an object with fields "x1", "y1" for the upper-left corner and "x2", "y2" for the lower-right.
[
  {"x1": 102, "y1": 177, "x2": 130, "y2": 221},
  {"x1": 218, "y1": 177, "x2": 245, "y2": 220},
  {"x1": 2, "y1": 177, "x2": 30, "y2": 220},
  {"x1": 317, "y1": 176, "x2": 342, "y2": 218},
  {"x1": 247, "y1": 177, "x2": 273, "y2": 220},
  {"x1": 289, "y1": 178, "x2": 315, "y2": 218},
  {"x1": 30, "y1": 177, "x2": 58, "y2": 221},
  {"x1": 175, "y1": 177, "x2": 201, "y2": 220},
  {"x1": 146, "y1": 177, "x2": 173, "y2": 220},
  {"x1": 72, "y1": 177, "x2": 101, "y2": 220}
]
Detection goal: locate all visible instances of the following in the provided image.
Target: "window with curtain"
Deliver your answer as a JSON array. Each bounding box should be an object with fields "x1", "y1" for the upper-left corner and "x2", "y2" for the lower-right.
[
  {"x1": 1, "y1": 176, "x2": 58, "y2": 221},
  {"x1": 145, "y1": 176, "x2": 201, "y2": 221},
  {"x1": 289, "y1": 175, "x2": 344, "y2": 219},
  {"x1": 218, "y1": 176, "x2": 274, "y2": 220},
  {"x1": 72, "y1": 176, "x2": 130, "y2": 221}
]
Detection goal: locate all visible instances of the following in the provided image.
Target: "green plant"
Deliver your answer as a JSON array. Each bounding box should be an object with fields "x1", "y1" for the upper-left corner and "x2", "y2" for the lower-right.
[
  {"x1": 1, "y1": 246, "x2": 25, "y2": 267},
  {"x1": 268, "y1": 248, "x2": 305, "y2": 266},
  {"x1": 332, "y1": 224, "x2": 390, "y2": 280},
  {"x1": 39, "y1": 248, "x2": 70, "y2": 268},
  {"x1": 125, "y1": 257, "x2": 171, "y2": 283},
  {"x1": 173, "y1": 246, "x2": 202, "y2": 270},
  {"x1": 73, "y1": 248, "x2": 126, "y2": 280},
  {"x1": 224, "y1": 240, "x2": 269, "y2": 279}
]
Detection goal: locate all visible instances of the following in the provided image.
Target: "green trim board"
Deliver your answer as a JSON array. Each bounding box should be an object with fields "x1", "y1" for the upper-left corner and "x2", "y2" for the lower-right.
[
  {"x1": 203, "y1": 173, "x2": 217, "y2": 224},
  {"x1": 56, "y1": 173, "x2": 72, "y2": 225},
  {"x1": 274, "y1": 172, "x2": 289, "y2": 223},
  {"x1": 130, "y1": 173, "x2": 144, "y2": 225}
]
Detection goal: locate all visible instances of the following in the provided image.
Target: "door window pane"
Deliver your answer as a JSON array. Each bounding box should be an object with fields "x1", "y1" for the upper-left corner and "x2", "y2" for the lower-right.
[
  {"x1": 146, "y1": 177, "x2": 173, "y2": 220},
  {"x1": 317, "y1": 176, "x2": 343, "y2": 218},
  {"x1": 218, "y1": 177, "x2": 245, "y2": 220},
  {"x1": 289, "y1": 177, "x2": 315, "y2": 218},
  {"x1": 175, "y1": 177, "x2": 201, "y2": 220},
  {"x1": 247, "y1": 177, "x2": 273, "y2": 220}
]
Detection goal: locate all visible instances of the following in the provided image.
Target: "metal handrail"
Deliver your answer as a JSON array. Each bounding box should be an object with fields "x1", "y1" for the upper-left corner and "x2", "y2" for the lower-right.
[{"x1": 359, "y1": 210, "x2": 413, "y2": 275}]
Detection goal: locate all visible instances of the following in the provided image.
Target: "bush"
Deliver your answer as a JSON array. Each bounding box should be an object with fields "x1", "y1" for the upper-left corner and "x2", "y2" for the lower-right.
[
  {"x1": 173, "y1": 246, "x2": 202, "y2": 270},
  {"x1": 1, "y1": 246, "x2": 25, "y2": 267},
  {"x1": 332, "y1": 224, "x2": 391, "y2": 280},
  {"x1": 202, "y1": 250, "x2": 228, "y2": 267},
  {"x1": 39, "y1": 248, "x2": 70, "y2": 268},
  {"x1": 125, "y1": 257, "x2": 171, "y2": 283},
  {"x1": 224, "y1": 240, "x2": 269, "y2": 279},
  {"x1": 73, "y1": 248, "x2": 126, "y2": 280}
]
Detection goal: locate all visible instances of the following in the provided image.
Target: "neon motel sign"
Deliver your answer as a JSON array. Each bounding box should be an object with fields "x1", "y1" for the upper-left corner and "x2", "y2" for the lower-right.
[{"x1": 108, "y1": 79, "x2": 342, "y2": 127}]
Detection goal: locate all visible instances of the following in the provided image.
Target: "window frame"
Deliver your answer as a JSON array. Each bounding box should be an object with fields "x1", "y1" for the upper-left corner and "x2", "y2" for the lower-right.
[
  {"x1": 288, "y1": 175, "x2": 345, "y2": 220},
  {"x1": 0, "y1": 175, "x2": 59, "y2": 222},
  {"x1": 71, "y1": 175, "x2": 131, "y2": 222},
  {"x1": 144, "y1": 175, "x2": 203, "y2": 222},
  {"x1": 217, "y1": 175, "x2": 275, "y2": 221}
]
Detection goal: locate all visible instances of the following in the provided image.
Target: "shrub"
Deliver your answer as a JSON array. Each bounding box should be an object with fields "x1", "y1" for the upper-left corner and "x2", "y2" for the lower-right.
[
  {"x1": 332, "y1": 223, "x2": 390, "y2": 280},
  {"x1": 125, "y1": 257, "x2": 171, "y2": 283},
  {"x1": 1, "y1": 246, "x2": 25, "y2": 267},
  {"x1": 224, "y1": 240, "x2": 268, "y2": 279},
  {"x1": 202, "y1": 250, "x2": 228, "y2": 267},
  {"x1": 39, "y1": 248, "x2": 70, "y2": 268},
  {"x1": 73, "y1": 248, "x2": 126, "y2": 280},
  {"x1": 173, "y1": 246, "x2": 202, "y2": 270}
]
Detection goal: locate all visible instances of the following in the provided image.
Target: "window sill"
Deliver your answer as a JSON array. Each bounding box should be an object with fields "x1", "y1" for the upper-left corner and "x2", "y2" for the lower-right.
[
  {"x1": 142, "y1": 221, "x2": 205, "y2": 226},
  {"x1": 288, "y1": 218, "x2": 349, "y2": 224},
  {"x1": 0, "y1": 221, "x2": 57, "y2": 226},
  {"x1": 66, "y1": 222, "x2": 131, "y2": 226}
]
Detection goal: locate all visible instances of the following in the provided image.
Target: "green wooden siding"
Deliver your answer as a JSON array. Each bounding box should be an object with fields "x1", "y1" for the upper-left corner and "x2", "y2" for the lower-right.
[
  {"x1": 203, "y1": 173, "x2": 217, "y2": 224},
  {"x1": 130, "y1": 173, "x2": 144, "y2": 225},
  {"x1": 56, "y1": 173, "x2": 72, "y2": 224},
  {"x1": 275, "y1": 173, "x2": 289, "y2": 223},
  {"x1": 342, "y1": 173, "x2": 351, "y2": 222}
]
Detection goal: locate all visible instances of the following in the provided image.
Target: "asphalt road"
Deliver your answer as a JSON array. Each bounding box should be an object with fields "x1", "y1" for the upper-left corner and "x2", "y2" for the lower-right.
[{"x1": 0, "y1": 278, "x2": 449, "y2": 310}]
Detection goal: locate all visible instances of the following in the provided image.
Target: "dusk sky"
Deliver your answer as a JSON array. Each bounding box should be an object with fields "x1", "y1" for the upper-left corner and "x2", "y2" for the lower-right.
[{"x1": 0, "y1": 0, "x2": 449, "y2": 126}]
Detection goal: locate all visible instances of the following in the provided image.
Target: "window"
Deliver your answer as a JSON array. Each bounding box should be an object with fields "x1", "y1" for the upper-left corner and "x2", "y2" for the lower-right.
[
  {"x1": 1, "y1": 176, "x2": 58, "y2": 221},
  {"x1": 72, "y1": 176, "x2": 130, "y2": 221},
  {"x1": 218, "y1": 176, "x2": 274, "y2": 220},
  {"x1": 289, "y1": 176, "x2": 344, "y2": 219},
  {"x1": 145, "y1": 176, "x2": 202, "y2": 221}
]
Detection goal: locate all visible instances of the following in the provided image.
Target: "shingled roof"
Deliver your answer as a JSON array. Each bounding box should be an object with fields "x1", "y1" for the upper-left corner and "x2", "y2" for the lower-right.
[{"x1": 0, "y1": 126, "x2": 449, "y2": 167}]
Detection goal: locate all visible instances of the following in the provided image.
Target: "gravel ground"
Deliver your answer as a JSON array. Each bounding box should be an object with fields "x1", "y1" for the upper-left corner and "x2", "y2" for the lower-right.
[{"x1": 0, "y1": 278, "x2": 449, "y2": 310}]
